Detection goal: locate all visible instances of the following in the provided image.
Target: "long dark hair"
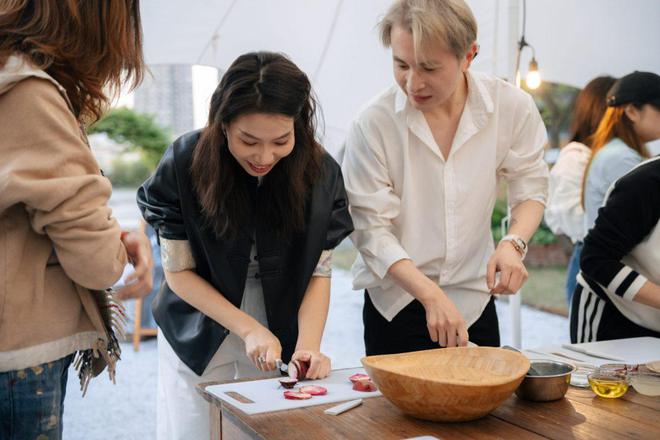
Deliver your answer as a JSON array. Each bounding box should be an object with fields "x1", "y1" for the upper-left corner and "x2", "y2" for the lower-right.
[
  {"x1": 569, "y1": 76, "x2": 616, "y2": 146},
  {"x1": 0, "y1": 0, "x2": 144, "y2": 124},
  {"x1": 191, "y1": 52, "x2": 324, "y2": 239}
]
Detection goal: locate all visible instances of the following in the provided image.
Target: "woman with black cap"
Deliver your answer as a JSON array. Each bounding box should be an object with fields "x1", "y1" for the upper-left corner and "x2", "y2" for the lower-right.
[
  {"x1": 571, "y1": 71, "x2": 660, "y2": 342},
  {"x1": 581, "y1": 71, "x2": 660, "y2": 233}
]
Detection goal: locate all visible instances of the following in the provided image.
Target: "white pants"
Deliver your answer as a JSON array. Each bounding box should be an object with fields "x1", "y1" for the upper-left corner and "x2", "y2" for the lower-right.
[
  {"x1": 156, "y1": 331, "x2": 277, "y2": 440},
  {"x1": 157, "y1": 251, "x2": 278, "y2": 440}
]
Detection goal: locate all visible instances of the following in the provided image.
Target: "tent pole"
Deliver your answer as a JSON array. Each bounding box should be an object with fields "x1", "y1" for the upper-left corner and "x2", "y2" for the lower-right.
[{"x1": 507, "y1": 0, "x2": 523, "y2": 349}]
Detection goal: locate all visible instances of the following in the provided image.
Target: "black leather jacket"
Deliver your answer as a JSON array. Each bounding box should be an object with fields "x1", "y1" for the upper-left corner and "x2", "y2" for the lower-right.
[{"x1": 137, "y1": 130, "x2": 353, "y2": 375}]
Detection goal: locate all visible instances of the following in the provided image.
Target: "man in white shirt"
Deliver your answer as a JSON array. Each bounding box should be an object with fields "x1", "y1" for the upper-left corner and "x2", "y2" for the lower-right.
[{"x1": 342, "y1": 0, "x2": 549, "y2": 354}]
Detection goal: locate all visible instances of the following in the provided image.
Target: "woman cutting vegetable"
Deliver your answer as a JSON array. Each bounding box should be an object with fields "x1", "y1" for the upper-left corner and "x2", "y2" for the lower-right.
[{"x1": 138, "y1": 51, "x2": 353, "y2": 440}]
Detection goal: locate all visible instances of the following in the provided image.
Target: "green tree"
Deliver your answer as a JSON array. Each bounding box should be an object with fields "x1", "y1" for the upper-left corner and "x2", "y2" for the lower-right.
[
  {"x1": 89, "y1": 108, "x2": 171, "y2": 169},
  {"x1": 107, "y1": 158, "x2": 153, "y2": 187}
]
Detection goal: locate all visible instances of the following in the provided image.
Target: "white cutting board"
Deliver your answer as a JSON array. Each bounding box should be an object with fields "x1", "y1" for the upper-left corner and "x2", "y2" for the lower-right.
[
  {"x1": 206, "y1": 367, "x2": 381, "y2": 415},
  {"x1": 563, "y1": 336, "x2": 660, "y2": 364}
]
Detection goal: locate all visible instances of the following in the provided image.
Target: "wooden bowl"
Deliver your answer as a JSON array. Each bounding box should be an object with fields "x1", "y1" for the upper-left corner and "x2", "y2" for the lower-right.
[{"x1": 361, "y1": 347, "x2": 530, "y2": 422}]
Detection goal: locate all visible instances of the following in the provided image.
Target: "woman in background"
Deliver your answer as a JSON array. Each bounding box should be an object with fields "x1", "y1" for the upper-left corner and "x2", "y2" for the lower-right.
[
  {"x1": 545, "y1": 76, "x2": 615, "y2": 305},
  {"x1": 0, "y1": 1, "x2": 151, "y2": 438},
  {"x1": 572, "y1": 71, "x2": 660, "y2": 342},
  {"x1": 582, "y1": 71, "x2": 658, "y2": 233},
  {"x1": 571, "y1": 156, "x2": 660, "y2": 342}
]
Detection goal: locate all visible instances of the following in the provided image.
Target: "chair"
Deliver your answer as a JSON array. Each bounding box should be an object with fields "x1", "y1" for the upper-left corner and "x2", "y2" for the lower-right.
[{"x1": 132, "y1": 297, "x2": 158, "y2": 351}]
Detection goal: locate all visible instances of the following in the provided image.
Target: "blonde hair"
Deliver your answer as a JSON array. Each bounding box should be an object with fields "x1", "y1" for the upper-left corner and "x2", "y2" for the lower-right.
[
  {"x1": 379, "y1": 0, "x2": 477, "y2": 58},
  {"x1": 580, "y1": 106, "x2": 650, "y2": 206}
]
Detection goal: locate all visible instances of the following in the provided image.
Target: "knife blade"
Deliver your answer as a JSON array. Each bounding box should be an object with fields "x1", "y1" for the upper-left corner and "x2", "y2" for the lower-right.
[{"x1": 276, "y1": 359, "x2": 289, "y2": 375}]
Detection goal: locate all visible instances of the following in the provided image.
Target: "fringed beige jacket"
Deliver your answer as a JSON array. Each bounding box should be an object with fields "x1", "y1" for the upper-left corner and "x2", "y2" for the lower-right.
[{"x1": 0, "y1": 55, "x2": 127, "y2": 376}]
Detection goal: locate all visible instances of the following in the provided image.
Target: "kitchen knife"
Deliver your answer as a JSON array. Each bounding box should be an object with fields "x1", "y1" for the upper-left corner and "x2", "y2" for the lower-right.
[{"x1": 324, "y1": 399, "x2": 363, "y2": 415}]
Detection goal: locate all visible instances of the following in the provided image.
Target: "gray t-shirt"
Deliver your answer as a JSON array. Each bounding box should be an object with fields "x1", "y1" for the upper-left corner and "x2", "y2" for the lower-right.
[{"x1": 583, "y1": 138, "x2": 643, "y2": 234}]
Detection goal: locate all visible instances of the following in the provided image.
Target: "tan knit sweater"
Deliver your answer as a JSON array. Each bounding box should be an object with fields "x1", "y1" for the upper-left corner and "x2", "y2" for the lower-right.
[{"x1": 0, "y1": 56, "x2": 127, "y2": 371}]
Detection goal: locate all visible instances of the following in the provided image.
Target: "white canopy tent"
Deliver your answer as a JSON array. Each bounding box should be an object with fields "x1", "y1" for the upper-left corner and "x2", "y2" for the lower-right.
[
  {"x1": 141, "y1": 0, "x2": 660, "y2": 150},
  {"x1": 140, "y1": 0, "x2": 660, "y2": 347}
]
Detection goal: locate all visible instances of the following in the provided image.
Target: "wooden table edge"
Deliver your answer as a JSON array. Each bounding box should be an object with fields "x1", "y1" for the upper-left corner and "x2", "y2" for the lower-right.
[{"x1": 196, "y1": 375, "x2": 659, "y2": 440}]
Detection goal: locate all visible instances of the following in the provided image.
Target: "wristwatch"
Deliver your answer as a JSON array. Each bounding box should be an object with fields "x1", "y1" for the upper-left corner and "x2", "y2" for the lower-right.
[{"x1": 500, "y1": 234, "x2": 527, "y2": 259}]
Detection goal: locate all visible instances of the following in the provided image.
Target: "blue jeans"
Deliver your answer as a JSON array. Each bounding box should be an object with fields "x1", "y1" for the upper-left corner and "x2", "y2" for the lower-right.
[
  {"x1": 566, "y1": 241, "x2": 583, "y2": 306},
  {"x1": 0, "y1": 353, "x2": 74, "y2": 440}
]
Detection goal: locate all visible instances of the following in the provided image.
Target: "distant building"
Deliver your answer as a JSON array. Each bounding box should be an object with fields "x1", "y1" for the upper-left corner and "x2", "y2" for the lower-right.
[
  {"x1": 131, "y1": 64, "x2": 221, "y2": 138},
  {"x1": 133, "y1": 65, "x2": 195, "y2": 138}
]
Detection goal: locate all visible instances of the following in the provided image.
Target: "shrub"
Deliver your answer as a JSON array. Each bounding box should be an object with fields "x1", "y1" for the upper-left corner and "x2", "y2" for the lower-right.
[{"x1": 107, "y1": 157, "x2": 152, "y2": 188}]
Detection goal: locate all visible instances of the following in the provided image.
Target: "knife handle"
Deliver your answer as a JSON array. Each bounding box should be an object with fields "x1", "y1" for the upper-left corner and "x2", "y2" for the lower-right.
[{"x1": 324, "y1": 399, "x2": 363, "y2": 415}]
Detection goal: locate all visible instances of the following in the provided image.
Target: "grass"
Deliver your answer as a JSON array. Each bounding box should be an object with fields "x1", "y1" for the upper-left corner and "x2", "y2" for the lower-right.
[
  {"x1": 521, "y1": 266, "x2": 569, "y2": 316},
  {"x1": 332, "y1": 243, "x2": 569, "y2": 316}
]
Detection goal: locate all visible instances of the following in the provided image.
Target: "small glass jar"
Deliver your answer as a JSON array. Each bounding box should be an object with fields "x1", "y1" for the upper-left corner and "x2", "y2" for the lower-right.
[
  {"x1": 570, "y1": 364, "x2": 596, "y2": 388},
  {"x1": 629, "y1": 366, "x2": 660, "y2": 397},
  {"x1": 588, "y1": 364, "x2": 629, "y2": 399}
]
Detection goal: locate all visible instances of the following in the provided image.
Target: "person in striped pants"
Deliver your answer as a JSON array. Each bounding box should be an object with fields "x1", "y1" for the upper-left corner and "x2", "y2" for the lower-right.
[{"x1": 571, "y1": 155, "x2": 660, "y2": 342}]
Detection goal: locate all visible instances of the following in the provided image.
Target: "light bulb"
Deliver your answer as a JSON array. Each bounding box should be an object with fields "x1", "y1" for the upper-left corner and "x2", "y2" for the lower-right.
[{"x1": 526, "y1": 58, "x2": 541, "y2": 89}]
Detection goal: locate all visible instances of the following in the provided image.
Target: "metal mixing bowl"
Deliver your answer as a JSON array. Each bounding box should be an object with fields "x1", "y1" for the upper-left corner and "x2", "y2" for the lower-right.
[{"x1": 515, "y1": 360, "x2": 576, "y2": 402}]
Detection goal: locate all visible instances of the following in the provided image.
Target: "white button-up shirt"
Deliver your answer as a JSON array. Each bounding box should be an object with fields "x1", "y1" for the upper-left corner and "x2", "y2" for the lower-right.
[{"x1": 341, "y1": 70, "x2": 549, "y2": 324}]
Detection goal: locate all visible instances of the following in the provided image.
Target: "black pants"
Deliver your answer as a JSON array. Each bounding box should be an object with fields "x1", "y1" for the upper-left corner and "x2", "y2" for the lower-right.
[
  {"x1": 570, "y1": 283, "x2": 660, "y2": 343},
  {"x1": 363, "y1": 291, "x2": 500, "y2": 356}
]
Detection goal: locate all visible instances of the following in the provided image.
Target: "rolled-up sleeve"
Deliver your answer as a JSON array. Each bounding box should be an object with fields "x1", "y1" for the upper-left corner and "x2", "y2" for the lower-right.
[
  {"x1": 341, "y1": 122, "x2": 409, "y2": 279},
  {"x1": 159, "y1": 237, "x2": 196, "y2": 272},
  {"x1": 498, "y1": 93, "x2": 549, "y2": 209},
  {"x1": 312, "y1": 249, "x2": 333, "y2": 278},
  {"x1": 137, "y1": 146, "x2": 196, "y2": 271}
]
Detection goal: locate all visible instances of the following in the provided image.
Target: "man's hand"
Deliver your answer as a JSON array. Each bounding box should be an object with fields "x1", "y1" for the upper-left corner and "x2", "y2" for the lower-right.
[
  {"x1": 486, "y1": 241, "x2": 528, "y2": 294},
  {"x1": 387, "y1": 259, "x2": 469, "y2": 347},
  {"x1": 115, "y1": 230, "x2": 154, "y2": 300},
  {"x1": 419, "y1": 287, "x2": 469, "y2": 348}
]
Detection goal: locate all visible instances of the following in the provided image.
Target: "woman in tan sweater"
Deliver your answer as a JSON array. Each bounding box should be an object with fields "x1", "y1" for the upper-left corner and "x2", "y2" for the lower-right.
[{"x1": 0, "y1": 1, "x2": 152, "y2": 438}]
